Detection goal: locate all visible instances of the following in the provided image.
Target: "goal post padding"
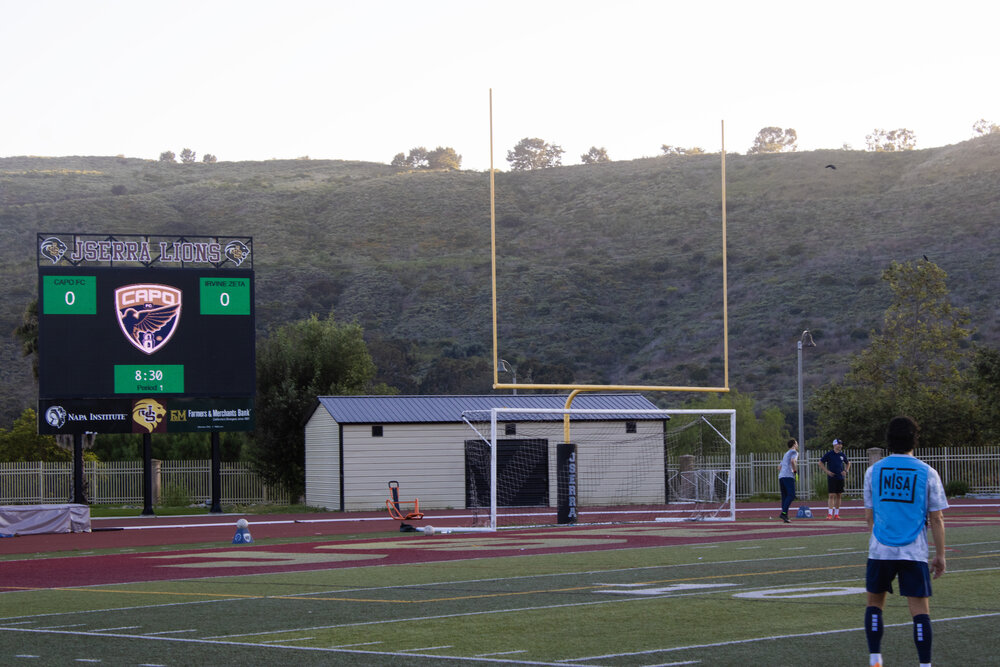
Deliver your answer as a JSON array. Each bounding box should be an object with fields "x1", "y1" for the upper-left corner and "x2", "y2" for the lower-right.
[{"x1": 461, "y1": 408, "x2": 736, "y2": 529}]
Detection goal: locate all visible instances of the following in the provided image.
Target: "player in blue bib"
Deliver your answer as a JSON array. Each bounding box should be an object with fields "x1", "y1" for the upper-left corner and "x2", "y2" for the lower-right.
[{"x1": 862, "y1": 416, "x2": 948, "y2": 667}]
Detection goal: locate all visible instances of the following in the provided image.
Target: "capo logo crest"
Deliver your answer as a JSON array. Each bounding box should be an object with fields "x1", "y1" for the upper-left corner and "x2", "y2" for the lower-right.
[{"x1": 115, "y1": 283, "x2": 182, "y2": 354}]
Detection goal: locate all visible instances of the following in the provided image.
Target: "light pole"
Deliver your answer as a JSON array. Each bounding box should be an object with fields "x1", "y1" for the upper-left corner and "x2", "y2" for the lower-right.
[
  {"x1": 498, "y1": 359, "x2": 517, "y2": 394},
  {"x1": 797, "y1": 330, "x2": 816, "y2": 448}
]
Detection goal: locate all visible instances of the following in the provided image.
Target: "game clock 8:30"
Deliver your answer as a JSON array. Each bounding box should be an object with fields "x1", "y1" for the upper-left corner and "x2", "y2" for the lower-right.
[{"x1": 114, "y1": 364, "x2": 184, "y2": 394}]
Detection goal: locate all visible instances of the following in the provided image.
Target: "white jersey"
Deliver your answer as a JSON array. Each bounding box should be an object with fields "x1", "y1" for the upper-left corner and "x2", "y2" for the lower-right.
[
  {"x1": 778, "y1": 448, "x2": 798, "y2": 479},
  {"x1": 863, "y1": 454, "x2": 948, "y2": 561}
]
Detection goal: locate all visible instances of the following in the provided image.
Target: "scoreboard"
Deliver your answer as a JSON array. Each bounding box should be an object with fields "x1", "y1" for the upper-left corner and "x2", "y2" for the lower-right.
[{"x1": 36, "y1": 234, "x2": 255, "y2": 434}]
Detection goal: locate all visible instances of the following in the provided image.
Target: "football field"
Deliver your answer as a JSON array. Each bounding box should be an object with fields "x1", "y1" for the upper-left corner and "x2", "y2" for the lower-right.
[{"x1": 2, "y1": 509, "x2": 998, "y2": 665}]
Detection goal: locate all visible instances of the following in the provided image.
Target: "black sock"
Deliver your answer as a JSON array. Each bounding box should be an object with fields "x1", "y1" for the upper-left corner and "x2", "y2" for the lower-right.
[
  {"x1": 865, "y1": 606, "x2": 883, "y2": 654},
  {"x1": 913, "y1": 613, "x2": 932, "y2": 663}
]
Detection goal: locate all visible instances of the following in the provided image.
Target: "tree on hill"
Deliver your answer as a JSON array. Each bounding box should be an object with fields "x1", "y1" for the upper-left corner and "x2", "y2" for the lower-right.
[
  {"x1": 747, "y1": 127, "x2": 797, "y2": 154},
  {"x1": 179, "y1": 148, "x2": 197, "y2": 164},
  {"x1": 661, "y1": 145, "x2": 705, "y2": 156},
  {"x1": 392, "y1": 146, "x2": 461, "y2": 170},
  {"x1": 865, "y1": 128, "x2": 916, "y2": 152},
  {"x1": 971, "y1": 346, "x2": 1000, "y2": 443},
  {"x1": 13, "y1": 299, "x2": 38, "y2": 379},
  {"x1": 581, "y1": 146, "x2": 611, "y2": 164},
  {"x1": 246, "y1": 312, "x2": 393, "y2": 499},
  {"x1": 427, "y1": 146, "x2": 462, "y2": 170},
  {"x1": 507, "y1": 137, "x2": 564, "y2": 170},
  {"x1": 812, "y1": 259, "x2": 977, "y2": 448},
  {"x1": 973, "y1": 119, "x2": 999, "y2": 136},
  {"x1": 158, "y1": 150, "x2": 176, "y2": 162},
  {"x1": 392, "y1": 147, "x2": 429, "y2": 169},
  {"x1": 202, "y1": 153, "x2": 218, "y2": 164}
]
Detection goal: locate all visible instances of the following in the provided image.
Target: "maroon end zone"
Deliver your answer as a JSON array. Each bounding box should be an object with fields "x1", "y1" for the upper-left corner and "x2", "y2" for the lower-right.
[{"x1": 1, "y1": 500, "x2": 995, "y2": 590}]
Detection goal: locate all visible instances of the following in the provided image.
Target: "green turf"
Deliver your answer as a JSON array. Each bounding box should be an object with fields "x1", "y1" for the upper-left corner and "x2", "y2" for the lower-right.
[{"x1": 2, "y1": 525, "x2": 998, "y2": 666}]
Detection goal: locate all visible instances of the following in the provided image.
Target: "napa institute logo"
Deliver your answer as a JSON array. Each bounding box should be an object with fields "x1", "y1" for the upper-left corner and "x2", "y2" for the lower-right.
[{"x1": 115, "y1": 284, "x2": 182, "y2": 354}]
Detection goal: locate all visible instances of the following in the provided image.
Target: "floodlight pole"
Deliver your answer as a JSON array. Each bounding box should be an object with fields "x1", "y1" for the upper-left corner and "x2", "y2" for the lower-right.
[{"x1": 797, "y1": 330, "x2": 816, "y2": 447}]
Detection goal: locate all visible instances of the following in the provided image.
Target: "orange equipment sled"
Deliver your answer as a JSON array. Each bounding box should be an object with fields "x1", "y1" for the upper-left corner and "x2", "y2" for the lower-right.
[{"x1": 386, "y1": 480, "x2": 424, "y2": 521}]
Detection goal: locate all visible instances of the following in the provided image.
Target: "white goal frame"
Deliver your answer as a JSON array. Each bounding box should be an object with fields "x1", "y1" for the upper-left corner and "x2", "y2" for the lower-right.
[{"x1": 462, "y1": 407, "x2": 736, "y2": 530}]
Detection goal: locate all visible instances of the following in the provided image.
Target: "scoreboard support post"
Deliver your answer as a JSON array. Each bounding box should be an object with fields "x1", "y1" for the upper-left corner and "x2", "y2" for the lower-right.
[
  {"x1": 73, "y1": 434, "x2": 86, "y2": 504},
  {"x1": 210, "y1": 432, "x2": 222, "y2": 514},
  {"x1": 142, "y1": 434, "x2": 154, "y2": 516}
]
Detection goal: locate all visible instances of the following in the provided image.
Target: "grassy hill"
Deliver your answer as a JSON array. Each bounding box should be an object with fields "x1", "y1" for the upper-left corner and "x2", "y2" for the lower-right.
[{"x1": 2, "y1": 136, "x2": 999, "y2": 427}]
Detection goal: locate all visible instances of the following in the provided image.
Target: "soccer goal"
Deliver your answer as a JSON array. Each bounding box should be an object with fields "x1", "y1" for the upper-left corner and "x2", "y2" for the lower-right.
[{"x1": 461, "y1": 407, "x2": 736, "y2": 529}]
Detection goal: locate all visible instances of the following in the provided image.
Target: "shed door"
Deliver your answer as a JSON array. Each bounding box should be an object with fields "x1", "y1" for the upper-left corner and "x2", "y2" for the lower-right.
[{"x1": 464, "y1": 438, "x2": 549, "y2": 507}]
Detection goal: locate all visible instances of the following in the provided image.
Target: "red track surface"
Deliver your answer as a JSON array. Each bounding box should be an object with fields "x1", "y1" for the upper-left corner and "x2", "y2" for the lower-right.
[{"x1": 1, "y1": 500, "x2": 995, "y2": 591}]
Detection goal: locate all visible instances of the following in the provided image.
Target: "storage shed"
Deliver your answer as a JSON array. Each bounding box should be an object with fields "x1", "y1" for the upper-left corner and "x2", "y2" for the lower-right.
[{"x1": 304, "y1": 393, "x2": 662, "y2": 511}]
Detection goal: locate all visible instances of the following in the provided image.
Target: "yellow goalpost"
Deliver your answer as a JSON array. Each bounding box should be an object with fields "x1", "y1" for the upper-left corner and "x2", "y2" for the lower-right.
[{"x1": 488, "y1": 90, "x2": 730, "y2": 437}]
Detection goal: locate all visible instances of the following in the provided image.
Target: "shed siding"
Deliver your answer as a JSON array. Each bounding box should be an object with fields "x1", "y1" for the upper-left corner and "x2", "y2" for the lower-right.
[
  {"x1": 341, "y1": 423, "x2": 469, "y2": 511},
  {"x1": 304, "y1": 408, "x2": 341, "y2": 509},
  {"x1": 328, "y1": 419, "x2": 665, "y2": 511}
]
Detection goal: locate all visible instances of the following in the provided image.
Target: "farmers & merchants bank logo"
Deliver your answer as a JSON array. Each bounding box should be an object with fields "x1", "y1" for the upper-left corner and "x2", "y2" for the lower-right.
[
  {"x1": 133, "y1": 398, "x2": 167, "y2": 433},
  {"x1": 115, "y1": 284, "x2": 181, "y2": 354}
]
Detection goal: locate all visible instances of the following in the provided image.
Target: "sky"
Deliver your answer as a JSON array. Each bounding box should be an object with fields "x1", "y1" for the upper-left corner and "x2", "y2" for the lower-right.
[{"x1": 2, "y1": 1, "x2": 998, "y2": 171}]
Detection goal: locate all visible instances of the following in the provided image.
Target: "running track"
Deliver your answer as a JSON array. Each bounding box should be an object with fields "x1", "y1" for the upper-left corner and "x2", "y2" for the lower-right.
[{"x1": 1, "y1": 500, "x2": 995, "y2": 590}]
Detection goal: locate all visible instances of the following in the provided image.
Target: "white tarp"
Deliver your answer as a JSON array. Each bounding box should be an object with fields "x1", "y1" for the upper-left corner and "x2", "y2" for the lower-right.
[{"x1": 0, "y1": 504, "x2": 91, "y2": 536}]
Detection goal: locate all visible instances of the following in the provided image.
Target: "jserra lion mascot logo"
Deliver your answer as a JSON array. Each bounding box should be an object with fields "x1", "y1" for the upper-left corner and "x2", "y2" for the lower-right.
[
  {"x1": 115, "y1": 284, "x2": 182, "y2": 354},
  {"x1": 224, "y1": 240, "x2": 250, "y2": 266},
  {"x1": 133, "y1": 398, "x2": 167, "y2": 433},
  {"x1": 40, "y1": 237, "x2": 68, "y2": 263}
]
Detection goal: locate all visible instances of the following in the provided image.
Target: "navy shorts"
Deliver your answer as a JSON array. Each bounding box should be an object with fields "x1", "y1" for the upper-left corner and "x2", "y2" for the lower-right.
[
  {"x1": 866, "y1": 559, "x2": 932, "y2": 598},
  {"x1": 827, "y1": 476, "x2": 845, "y2": 494}
]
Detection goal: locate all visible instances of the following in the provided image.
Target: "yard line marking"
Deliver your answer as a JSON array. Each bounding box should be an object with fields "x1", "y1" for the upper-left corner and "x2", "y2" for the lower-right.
[
  {"x1": 91, "y1": 626, "x2": 140, "y2": 632},
  {"x1": 477, "y1": 650, "x2": 528, "y2": 656},
  {"x1": 399, "y1": 645, "x2": 453, "y2": 652},
  {"x1": 563, "y1": 611, "x2": 1000, "y2": 662},
  {"x1": 143, "y1": 629, "x2": 197, "y2": 635},
  {"x1": 328, "y1": 641, "x2": 383, "y2": 648},
  {"x1": 37, "y1": 624, "x2": 87, "y2": 629},
  {"x1": 0, "y1": 627, "x2": 580, "y2": 665},
  {"x1": 260, "y1": 637, "x2": 314, "y2": 644}
]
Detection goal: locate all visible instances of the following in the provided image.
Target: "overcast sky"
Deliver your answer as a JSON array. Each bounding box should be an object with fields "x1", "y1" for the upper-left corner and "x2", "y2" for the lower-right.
[{"x1": 3, "y1": 1, "x2": 997, "y2": 170}]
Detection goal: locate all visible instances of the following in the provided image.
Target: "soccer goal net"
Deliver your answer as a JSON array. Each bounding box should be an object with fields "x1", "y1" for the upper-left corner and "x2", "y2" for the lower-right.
[{"x1": 461, "y1": 407, "x2": 735, "y2": 529}]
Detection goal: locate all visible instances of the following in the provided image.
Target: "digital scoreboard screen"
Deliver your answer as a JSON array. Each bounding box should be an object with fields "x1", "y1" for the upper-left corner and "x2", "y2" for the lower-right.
[
  {"x1": 36, "y1": 234, "x2": 255, "y2": 434},
  {"x1": 39, "y1": 266, "x2": 254, "y2": 398}
]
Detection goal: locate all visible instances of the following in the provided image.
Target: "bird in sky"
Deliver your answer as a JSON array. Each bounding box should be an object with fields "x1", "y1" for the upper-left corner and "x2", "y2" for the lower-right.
[{"x1": 825, "y1": 164, "x2": 836, "y2": 169}]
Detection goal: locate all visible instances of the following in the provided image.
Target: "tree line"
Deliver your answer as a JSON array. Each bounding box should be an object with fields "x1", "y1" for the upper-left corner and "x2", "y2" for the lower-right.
[{"x1": 396, "y1": 119, "x2": 1000, "y2": 172}]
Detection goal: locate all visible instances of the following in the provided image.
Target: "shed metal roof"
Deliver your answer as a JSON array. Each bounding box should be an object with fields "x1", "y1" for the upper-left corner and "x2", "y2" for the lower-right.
[{"x1": 315, "y1": 394, "x2": 663, "y2": 424}]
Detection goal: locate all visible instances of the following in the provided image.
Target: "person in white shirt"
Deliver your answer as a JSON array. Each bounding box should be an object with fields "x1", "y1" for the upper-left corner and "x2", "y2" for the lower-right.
[{"x1": 777, "y1": 438, "x2": 798, "y2": 523}]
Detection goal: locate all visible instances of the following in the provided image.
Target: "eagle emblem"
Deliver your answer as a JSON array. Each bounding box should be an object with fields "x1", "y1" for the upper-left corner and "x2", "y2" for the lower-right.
[{"x1": 115, "y1": 283, "x2": 182, "y2": 354}]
